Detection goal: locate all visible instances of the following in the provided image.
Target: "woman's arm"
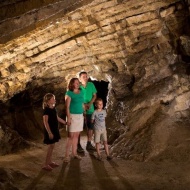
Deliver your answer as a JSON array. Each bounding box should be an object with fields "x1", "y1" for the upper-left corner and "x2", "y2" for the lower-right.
[
  {"x1": 65, "y1": 95, "x2": 71, "y2": 126},
  {"x1": 43, "y1": 115, "x2": 53, "y2": 139}
]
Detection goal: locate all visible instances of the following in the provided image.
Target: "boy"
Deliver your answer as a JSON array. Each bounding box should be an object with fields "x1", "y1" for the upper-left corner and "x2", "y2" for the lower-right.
[{"x1": 91, "y1": 98, "x2": 112, "y2": 160}]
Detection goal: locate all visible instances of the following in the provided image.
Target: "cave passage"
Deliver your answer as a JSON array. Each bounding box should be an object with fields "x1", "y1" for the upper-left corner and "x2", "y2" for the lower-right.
[{"x1": 90, "y1": 79, "x2": 109, "y2": 109}]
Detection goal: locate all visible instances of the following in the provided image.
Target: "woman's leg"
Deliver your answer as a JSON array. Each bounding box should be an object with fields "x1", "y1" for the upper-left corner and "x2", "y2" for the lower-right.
[
  {"x1": 72, "y1": 132, "x2": 80, "y2": 156},
  {"x1": 65, "y1": 132, "x2": 74, "y2": 158}
]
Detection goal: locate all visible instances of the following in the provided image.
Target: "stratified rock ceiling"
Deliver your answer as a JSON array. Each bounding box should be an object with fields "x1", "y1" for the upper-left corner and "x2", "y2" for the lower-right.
[{"x1": 0, "y1": 0, "x2": 189, "y2": 102}]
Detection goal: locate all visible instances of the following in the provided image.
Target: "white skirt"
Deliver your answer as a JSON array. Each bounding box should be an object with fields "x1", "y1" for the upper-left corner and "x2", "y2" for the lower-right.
[{"x1": 66, "y1": 114, "x2": 84, "y2": 132}]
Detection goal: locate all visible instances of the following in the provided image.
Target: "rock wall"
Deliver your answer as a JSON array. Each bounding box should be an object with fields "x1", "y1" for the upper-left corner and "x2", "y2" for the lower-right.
[
  {"x1": 0, "y1": 0, "x2": 187, "y2": 102},
  {"x1": 0, "y1": 0, "x2": 94, "y2": 43}
]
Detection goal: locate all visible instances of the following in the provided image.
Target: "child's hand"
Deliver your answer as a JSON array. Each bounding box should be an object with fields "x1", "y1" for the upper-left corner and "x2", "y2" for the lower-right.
[{"x1": 48, "y1": 133, "x2": 53, "y2": 139}]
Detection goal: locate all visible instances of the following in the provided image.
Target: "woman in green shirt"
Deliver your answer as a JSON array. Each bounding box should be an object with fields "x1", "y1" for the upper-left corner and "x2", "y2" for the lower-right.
[{"x1": 64, "y1": 78, "x2": 85, "y2": 162}]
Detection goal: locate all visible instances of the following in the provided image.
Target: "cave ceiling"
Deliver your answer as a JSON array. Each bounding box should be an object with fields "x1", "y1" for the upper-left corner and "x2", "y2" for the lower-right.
[{"x1": 0, "y1": 0, "x2": 189, "y2": 102}]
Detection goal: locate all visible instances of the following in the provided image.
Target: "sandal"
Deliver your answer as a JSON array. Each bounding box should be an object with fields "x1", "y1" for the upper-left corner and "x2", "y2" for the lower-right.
[
  {"x1": 73, "y1": 155, "x2": 82, "y2": 160},
  {"x1": 42, "y1": 165, "x2": 53, "y2": 171},
  {"x1": 63, "y1": 156, "x2": 70, "y2": 163},
  {"x1": 49, "y1": 162, "x2": 59, "y2": 167}
]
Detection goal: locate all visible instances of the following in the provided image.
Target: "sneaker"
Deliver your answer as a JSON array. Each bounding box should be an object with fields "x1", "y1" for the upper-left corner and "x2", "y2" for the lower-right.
[
  {"x1": 77, "y1": 145, "x2": 84, "y2": 153},
  {"x1": 107, "y1": 155, "x2": 112, "y2": 160},
  {"x1": 86, "y1": 143, "x2": 96, "y2": 151}
]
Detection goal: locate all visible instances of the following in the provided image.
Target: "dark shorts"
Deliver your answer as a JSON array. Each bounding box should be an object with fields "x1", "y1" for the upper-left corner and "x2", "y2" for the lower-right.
[{"x1": 84, "y1": 114, "x2": 94, "y2": 130}]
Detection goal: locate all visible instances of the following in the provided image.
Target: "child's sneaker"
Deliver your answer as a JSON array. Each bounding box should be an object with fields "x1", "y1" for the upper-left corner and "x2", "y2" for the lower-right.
[{"x1": 107, "y1": 155, "x2": 112, "y2": 160}]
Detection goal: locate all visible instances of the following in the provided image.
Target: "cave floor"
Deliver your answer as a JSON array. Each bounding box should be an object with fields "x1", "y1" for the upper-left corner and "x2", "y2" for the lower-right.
[{"x1": 0, "y1": 130, "x2": 190, "y2": 190}]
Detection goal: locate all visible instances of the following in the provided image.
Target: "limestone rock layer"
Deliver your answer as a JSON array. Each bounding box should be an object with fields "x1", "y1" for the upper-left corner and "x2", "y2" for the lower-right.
[{"x1": 0, "y1": 0, "x2": 188, "y2": 101}]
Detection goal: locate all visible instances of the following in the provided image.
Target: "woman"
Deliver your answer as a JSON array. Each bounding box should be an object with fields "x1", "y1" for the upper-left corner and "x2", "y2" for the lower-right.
[{"x1": 64, "y1": 78, "x2": 85, "y2": 162}]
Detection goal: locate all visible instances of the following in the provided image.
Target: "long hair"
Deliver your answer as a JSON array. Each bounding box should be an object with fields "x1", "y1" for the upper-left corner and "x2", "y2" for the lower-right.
[
  {"x1": 42, "y1": 93, "x2": 55, "y2": 109},
  {"x1": 68, "y1": 78, "x2": 79, "y2": 91}
]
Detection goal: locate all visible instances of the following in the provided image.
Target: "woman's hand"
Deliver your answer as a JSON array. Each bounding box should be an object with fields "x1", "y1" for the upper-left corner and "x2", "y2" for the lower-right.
[{"x1": 67, "y1": 118, "x2": 71, "y2": 126}]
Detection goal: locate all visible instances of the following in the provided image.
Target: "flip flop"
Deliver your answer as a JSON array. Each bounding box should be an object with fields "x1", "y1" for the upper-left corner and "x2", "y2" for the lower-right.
[
  {"x1": 73, "y1": 155, "x2": 82, "y2": 160},
  {"x1": 63, "y1": 157, "x2": 70, "y2": 163},
  {"x1": 42, "y1": 165, "x2": 53, "y2": 171},
  {"x1": 49, "y1": 162, "x2": 59, "y2": 167}
]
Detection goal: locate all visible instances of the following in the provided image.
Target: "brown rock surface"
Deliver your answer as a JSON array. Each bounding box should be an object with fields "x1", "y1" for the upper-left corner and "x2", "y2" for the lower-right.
[
  {"x1": 0, "y1": 0, "x2": 190, "y2": 188},
  {"x1": 0, "y1": 131, "x2": 190, "y2": 190}
]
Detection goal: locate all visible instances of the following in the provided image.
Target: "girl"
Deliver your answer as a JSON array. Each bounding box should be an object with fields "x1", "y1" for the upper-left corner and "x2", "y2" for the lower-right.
[
  {"x1": 64, "y1": 78, "x2": 85, "y2": 162},
  {"x1": 42, "y1": 93, "x2": 66, "y2": 170}
]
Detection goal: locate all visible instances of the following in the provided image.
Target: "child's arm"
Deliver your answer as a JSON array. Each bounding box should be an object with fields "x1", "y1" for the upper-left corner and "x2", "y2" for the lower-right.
[
  {"x1": 91, "y1": 112, "x2": 95, "y2": 124},
  {"x1": 43, "y1": 115, "x2": 53, "y2": 139},
  {"x1": 57, "y1": 116, "x2": 67, "y2": 125}
]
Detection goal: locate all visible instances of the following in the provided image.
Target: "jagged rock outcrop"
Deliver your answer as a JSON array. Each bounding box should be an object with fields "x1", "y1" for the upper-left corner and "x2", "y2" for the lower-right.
[
  {"x1": 0, "y1": 167, "x2": 28, "y2": 190},
  {"x1": 0, "y1": 124, "x2": 31, "y2": 155},
  {"x1": 0, "y1": 0, "x2": 190, "y2": 162}
]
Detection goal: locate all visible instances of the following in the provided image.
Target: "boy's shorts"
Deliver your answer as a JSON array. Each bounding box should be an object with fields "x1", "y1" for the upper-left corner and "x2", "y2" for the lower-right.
[
  {"x1": 94, "y1": 128, "x2": 107, "y2": 143},
  {"x1": 84, "y1": 114, "x2": 94, "y2": 130}
]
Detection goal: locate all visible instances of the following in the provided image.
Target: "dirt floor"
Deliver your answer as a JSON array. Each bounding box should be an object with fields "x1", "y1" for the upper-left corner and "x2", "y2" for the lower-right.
[{"x1": 0, "y1": 130, "x2": 190, "y2": 190}]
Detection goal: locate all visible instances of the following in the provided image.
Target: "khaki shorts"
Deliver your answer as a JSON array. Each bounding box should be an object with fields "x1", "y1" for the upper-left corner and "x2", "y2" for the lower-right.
[
  {"x1": 94, "y1": 128, "x2": 107, "y2": 143},
  {"x1": 66, "y1": 114, "x2": 84, "y2": 132}
]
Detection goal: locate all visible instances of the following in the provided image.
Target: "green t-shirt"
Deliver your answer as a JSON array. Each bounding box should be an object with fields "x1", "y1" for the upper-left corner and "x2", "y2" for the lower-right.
[
  {"x1": 80, "y1": 82, "x2": 97, "y2": 114},
  {"x1": 65, "y1": 90, "x2": 84, "y2": 114}
]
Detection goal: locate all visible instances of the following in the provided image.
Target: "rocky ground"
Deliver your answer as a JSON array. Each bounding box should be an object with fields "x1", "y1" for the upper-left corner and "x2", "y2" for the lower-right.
[{"x1": 0, "y1": 130, "x2": 190, "y2": 190}]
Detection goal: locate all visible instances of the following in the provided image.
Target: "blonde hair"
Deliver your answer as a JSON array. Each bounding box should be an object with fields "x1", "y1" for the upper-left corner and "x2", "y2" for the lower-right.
[{"x1": 42, "y1": 93, "x2": 55, "y2": 109}]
